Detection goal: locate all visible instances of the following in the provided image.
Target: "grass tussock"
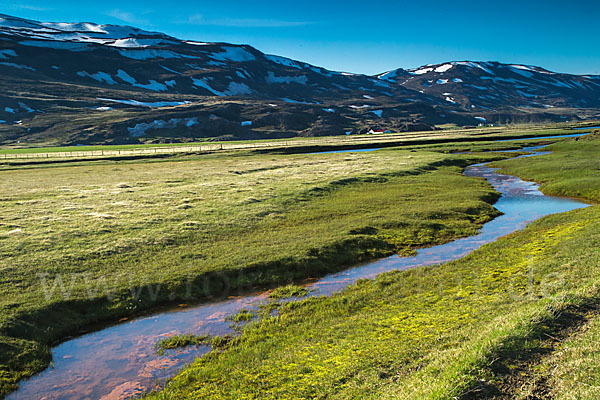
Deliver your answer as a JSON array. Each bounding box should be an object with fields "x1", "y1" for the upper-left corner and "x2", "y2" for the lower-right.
[
  {"x1": 227, "y1": 309, "x2": 256, "y2": 323},
  {"x1": 268, "y1": 285, "x2": 311, "y2": 299},
  {"x1": 155, "y1": 333, "x2": 237, "y2": 356},
  {"x1": 155, "y1": 334, "x2": 209, "y2": 355}
]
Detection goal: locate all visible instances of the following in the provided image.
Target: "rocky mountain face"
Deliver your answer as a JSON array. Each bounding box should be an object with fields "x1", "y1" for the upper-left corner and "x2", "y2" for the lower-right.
[
  {"x1": 380, "y1": 61, "x2": 600, "y2": 113},
  {"x1": 1, "y1": 13, "x2": 598, "y2": 146}
]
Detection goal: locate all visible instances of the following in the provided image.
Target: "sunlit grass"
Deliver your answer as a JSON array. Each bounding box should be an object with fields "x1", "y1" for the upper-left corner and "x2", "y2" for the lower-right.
[
  {"x1": 0, "y1": 146, "x2": 504, "y2": 396},
  {"x1": 146, "y1": 136, "x2": 600, "y2": 399}
]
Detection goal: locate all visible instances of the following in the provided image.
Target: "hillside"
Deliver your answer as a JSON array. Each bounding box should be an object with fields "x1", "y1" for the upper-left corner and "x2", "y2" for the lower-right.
[
  {"x1": 1, "y1": 13, "x2": 599, "y2": 146},
  {"x1": 380, "y1": 61, "x2": 600, "y2": 119}
]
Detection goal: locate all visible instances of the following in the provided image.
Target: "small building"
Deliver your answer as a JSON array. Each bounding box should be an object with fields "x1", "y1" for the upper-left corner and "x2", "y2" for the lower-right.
[{"x1": 367, "y1": 129, "x2": 391, "y2": 134}]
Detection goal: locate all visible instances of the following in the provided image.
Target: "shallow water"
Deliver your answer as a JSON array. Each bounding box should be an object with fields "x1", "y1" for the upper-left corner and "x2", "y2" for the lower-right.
[
  {"x1": 573, "y1": 126, "x2": 600, "y2": 130},
  {"x1": 8, "y1": 148, "x2": 589, "y2": 400},
  {"x1": 496, "y1": 132, "x2": 590, "y2": 142},
  {"x1": 307, "y1": 132, "x2": 590, "y2": 156}
]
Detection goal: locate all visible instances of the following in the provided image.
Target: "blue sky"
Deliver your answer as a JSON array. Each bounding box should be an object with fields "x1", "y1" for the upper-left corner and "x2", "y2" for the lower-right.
[{"x1": 2, "y1": 0, "x2": 599, "y2": 75}]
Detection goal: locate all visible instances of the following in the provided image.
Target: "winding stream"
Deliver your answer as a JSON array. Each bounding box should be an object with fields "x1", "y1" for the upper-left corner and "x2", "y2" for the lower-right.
[{"x1": 8, "y1": 141, "x2": 590, "y2": 400}]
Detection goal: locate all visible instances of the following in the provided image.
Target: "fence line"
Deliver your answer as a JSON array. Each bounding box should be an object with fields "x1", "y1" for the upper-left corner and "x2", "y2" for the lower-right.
[{"x1": 0, "y1": 125, "x2": 558, "y2": 160}]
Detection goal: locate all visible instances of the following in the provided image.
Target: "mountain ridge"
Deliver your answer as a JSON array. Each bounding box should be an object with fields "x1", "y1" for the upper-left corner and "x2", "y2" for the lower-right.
[{"x1": 1, "y1": 13, "x2": 598, "y2": 146}]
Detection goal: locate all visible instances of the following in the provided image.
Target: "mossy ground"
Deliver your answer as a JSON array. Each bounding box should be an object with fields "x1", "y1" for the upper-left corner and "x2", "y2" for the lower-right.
[
  {"x1": 0, "y1": 141, "x2": 510, "y2": 397},
  {"x1": 145, "y1": 136, "x2": 600, "y2": 399},
  {"x1": 268, "y1": 285, "x2": 311, "y2": 299}
]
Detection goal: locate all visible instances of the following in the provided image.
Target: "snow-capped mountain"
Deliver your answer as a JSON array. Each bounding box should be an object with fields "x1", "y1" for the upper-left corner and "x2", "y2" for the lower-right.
[
  {"x1": 0, "y1": 13, "x2": 425, "y2": 101},
  {"x1": 0, "y1": 13, "x2": 598, "y2": 146},
  {"x1": 378, "y1": 61, "x2": 600, "y2": 112},
  {"x1": 0, "y1": 13, "x2": 176, "y2": 46}
]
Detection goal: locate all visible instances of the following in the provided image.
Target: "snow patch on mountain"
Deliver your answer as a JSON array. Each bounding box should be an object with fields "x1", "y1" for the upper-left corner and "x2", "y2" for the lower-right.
[
  {"x1": 0, "y1": 49, "x2": 17, "y2": 59},
  {"x1": 18, "y1": 102, "x2": 35, "y2": 112},
  {"x1": 116, "y1": 69, "x2": 167, "y2": 91},
  {"x1": 547, "y1": 78, "x2": 575, "y2": 89},
  {"x1": 412, "y1": 67, "x2": 433, "y2": 75},
  {"x1": 109, "y1": 38, "x2": 177, "y2": 48},
  {"x1": 480, "y1": 76, "x2": 518, "y2": 84},
  {"x1": 210, "y1": 47, "x2": 255, "y2": 62},
  {"x1": 1, "y1": 14, "x2": 171, "y2": 49},
  {"x1": 192, "y1": 78, "x2": 252, "y2": 96},
  {"x1": 266, "y1": 71, "x2": 308, "y2": 85},
  {"x1": 119, "y1": 49, "x2": 197, "y2": 60},
  {"x1": 509, "y1": 64, "x2": 554, "y2": 75},
  {"x1": 453, "y1": 61, "x2": 495, "y2": 75},
  {"x1": 185, "y1": 41, "x2": 211, "y2": 46},
  {"x1": 434, "y1": 64, "x2": 453, "y2": 73},
  {"x1": 77, "y1": 71, "x2": 116, "y2": 85},
  {"x1": 371, "y1": 78, "x2": 390, "y2": 88},
  {"x1": 116, "y1": 69, "x2": 136, "y2": 85},
  {"x1": 128, "y1": 117, "x2": 199, "y2": 137},
  {"x1": 110, "y1": 38, "x2": 145, "y2": 48},
  {"x1": 262, "y1": 55, "x2": 332, "y2": 76},
  {"x1": 265, "y1": 54, "x2": 301, "y2": 69},
  {"x1": 0, "y1": 62, "x2": 35, "y2": 70},
  {"x1": 97, "y1": 98, "x2": 191, "y2": 108},
  {"x1": 192, "y1": 77, "x2": 223, "y2": 96},
  {"x1": 206, "y1": 60, "x2": 226, "y2": 67},
  {"x1": 160, "y1": 65, "x2": 182, "y2": 75},
  {"x1": 226, "y1": 82, "x2": 252, "y2": 95},
  {"x1": 378, "y1": 69, "x2": 400, "y2": 81},
  {"x1": 509, "y1": 66, "x2": 534, "y2": 78},
  {"x1": 331, "y1": 83, "x2": 351, "y2": 91},
  {"x1": 39, "y1": 21, "x2": 109, "y2": 33},
  {"x1": 516, "y1": 90, "x2": 537, "y2": 98}
]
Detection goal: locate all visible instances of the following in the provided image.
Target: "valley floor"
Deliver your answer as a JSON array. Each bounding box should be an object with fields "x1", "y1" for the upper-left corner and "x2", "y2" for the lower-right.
[
  {"x1": 145, "y1": 135, "x2": 600, "y2": 399},
  {"x1": 0, "y1": 129, "x2": 598, "y2": 398},
  {"x1": 0, "y1": 137, "x2": 506, "y2": 396}
]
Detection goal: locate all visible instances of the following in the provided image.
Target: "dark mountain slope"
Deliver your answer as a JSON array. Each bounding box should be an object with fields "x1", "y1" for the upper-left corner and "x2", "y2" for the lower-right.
[
  {"x1": 378, "y1": 61, "x2": 600, "y2": 118},
  {"x1": 0, "y1": 14, "x2": 597, "y2": 146}
]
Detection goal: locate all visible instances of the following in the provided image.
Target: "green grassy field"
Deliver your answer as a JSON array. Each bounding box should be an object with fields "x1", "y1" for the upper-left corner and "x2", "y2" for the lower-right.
[
  {"x1": 0, "y1": 125, "x2": 579, "y2": 155},
  {"x1": 0, "y1": 143, "x2": 511, "y2": 396},
  {"x1": 492, "y1": 131, "x2": 600, "y2": 203},
  {"x1": 144, "y1": 136, "x2": 600, "y2": 399}
]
